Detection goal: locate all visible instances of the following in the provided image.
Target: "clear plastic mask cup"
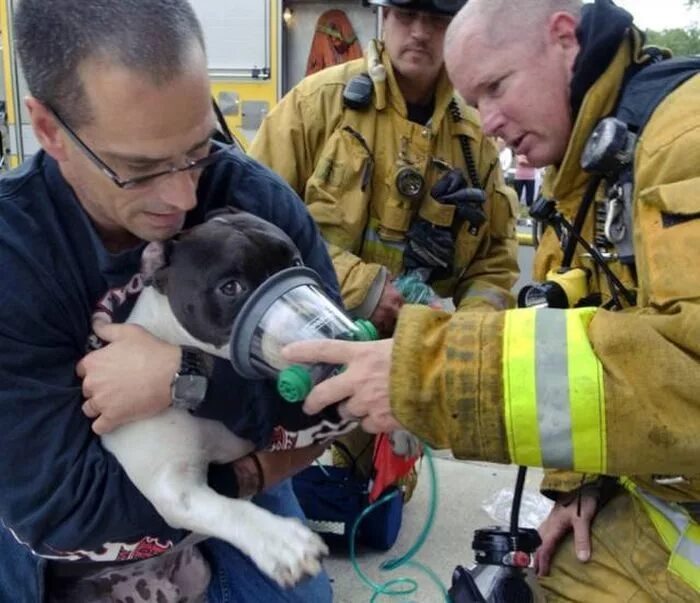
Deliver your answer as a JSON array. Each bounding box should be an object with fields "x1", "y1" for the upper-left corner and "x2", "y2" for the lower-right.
[{"x1": 228, "y1": 267, "x2": 376, "y2": 402}]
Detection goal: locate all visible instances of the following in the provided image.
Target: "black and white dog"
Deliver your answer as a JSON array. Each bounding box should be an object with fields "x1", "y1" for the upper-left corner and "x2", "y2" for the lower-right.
[{"x1": 100, "y1": 210, "x2": 349, "y2": 587}]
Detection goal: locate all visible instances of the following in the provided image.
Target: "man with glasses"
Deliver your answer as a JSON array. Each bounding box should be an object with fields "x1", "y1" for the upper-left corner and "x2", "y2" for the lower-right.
[
  {"x1": 251, "y1": 0, "x2": 518, "y2": 503},
  {"x1": 48, "y1": 105, "x2": 235, "y2": 192},
  {"x1": 0, "y1": 1, "x2": 335, "y2": 601}
]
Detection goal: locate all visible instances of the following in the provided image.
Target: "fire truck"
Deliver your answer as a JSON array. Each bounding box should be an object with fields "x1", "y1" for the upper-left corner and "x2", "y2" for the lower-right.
[{"x1": 0, "y1": 0, "x2": 379, "y2": 168}]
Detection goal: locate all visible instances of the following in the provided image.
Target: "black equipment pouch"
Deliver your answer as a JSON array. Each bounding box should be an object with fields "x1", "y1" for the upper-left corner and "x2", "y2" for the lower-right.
[{"x1": 343, "y1": 73, "x2": 374, "y2": 110}]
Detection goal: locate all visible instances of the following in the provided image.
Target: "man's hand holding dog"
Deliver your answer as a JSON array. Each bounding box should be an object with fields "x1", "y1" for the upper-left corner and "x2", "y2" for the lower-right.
[{"x1": 77, "y1": 321, "x2": 180, "y2": 434}]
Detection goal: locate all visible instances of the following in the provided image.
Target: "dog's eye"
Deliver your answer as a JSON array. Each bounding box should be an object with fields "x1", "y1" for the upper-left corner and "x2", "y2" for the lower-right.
[{"x1": 219, "y1": 280, "x2": 243, "y2": 296}]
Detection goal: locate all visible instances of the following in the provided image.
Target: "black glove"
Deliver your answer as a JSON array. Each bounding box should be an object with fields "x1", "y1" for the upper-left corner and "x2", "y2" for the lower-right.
[
  {"x1": 403, "y1": 221, "x2": 454, "y2": 275},
  {"x1": 431, "y1": 169, "x2": 487, "y2": 235},
  {"x1": 402, "y1": 169, "x2": 488, "y2": 279}
]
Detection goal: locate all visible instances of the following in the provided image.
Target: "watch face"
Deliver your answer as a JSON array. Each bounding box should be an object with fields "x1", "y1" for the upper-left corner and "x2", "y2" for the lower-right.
[{"x1": 172, "y1": 374, "x2": 208, "y2": 409}]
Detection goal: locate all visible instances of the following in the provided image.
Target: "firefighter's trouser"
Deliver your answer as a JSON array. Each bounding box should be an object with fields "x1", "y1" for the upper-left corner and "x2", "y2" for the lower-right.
[{"x1": 538, "y1": 491, "x2": 698, "y2": 602}]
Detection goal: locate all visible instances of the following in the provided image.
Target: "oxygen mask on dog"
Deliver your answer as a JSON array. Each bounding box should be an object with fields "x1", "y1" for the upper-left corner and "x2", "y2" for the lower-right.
[{"x1": 229, "y1": 267, "x2": 377, "y2": 402}]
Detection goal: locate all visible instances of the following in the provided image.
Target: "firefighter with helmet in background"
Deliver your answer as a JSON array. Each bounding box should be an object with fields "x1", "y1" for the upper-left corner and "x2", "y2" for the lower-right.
[{"x1": 251, "y1": 0, "x2": 519, "y2": 508}]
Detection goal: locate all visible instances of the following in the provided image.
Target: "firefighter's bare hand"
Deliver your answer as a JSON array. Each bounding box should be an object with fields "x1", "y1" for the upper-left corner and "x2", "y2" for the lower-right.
[
  {"x1": 282, "y1": 338, "x2": 402, "y2": 434},
  {"x1": 370, "y1": 280, "x2": 404, "y2": 337},
  {"x1": 76, "y1": 321, "x2": 180, "y2": 435},
  {"x1": 534, "y1": 493, "x2": 598, "y2": 577}
]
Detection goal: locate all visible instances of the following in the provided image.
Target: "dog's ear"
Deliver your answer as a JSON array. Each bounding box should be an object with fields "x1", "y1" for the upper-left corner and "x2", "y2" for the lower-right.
[
  {"x1": 205, "y1": 206, "x2": 242, "y2": 223},
  {"x1": 140, "y1": 240, "x2": 173, "y2": 291}
]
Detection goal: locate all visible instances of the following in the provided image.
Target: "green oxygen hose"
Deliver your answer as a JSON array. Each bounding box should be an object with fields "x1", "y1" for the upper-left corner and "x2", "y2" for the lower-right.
[
  {"x1": 348, "y1": 445, "x2": 450, "y2": 602},
  {"x1": 393, "y1": 273, "x2": 439, "y2": 306}
]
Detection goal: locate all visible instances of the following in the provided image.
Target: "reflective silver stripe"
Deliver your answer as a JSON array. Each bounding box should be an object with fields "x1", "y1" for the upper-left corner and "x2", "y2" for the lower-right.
[
  {"x1": 462, "y1": 287, "x2": 511, "y2": 310},
  {"x1": 644, "y1": 490, "x2": 690, "y2": 531},
  {"x1": 535, "y1": 310, "x2": 573, "y2": 468},
  {"x1": 678, "y1": 539, "x2": 700, "y2": 566},
  {"x1": 364, "y1": 225, "x2": 406, "y2": 252},
  {"x1": 641, "y1": 490, "x2": 700, "y2": 566}
]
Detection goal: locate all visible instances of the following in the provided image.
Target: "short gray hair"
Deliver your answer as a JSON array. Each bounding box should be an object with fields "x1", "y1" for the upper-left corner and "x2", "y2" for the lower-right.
[
  {"x1": 447, "y1": 0, "x2": 583, "y2": 51},
  {"x1": 15, "y1": 0, "x2": 205, "y2": 127}
]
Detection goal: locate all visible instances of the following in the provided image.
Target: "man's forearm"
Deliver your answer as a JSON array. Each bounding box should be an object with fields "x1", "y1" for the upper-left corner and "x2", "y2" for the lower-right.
[{"x1": 232, "y1": 444, "x2": 327, "y2": 498}]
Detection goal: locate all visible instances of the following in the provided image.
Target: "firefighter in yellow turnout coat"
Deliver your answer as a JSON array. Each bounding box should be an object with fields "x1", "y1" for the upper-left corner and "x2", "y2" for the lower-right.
[
  {"x1": 251, "y1": 2, "x2": 518, "y2": 327},
  {"x1": 285, "y1": 0, "x2": 700, "y2": 600},
  {"x1": 252, "y1": 0, "x2": 518, "y2": 500}
]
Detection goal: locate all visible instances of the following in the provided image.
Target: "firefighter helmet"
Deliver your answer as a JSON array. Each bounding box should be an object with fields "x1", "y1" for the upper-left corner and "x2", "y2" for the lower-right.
[{"x1": 365, "y1": 0, "x2": 466, "y2": 17}]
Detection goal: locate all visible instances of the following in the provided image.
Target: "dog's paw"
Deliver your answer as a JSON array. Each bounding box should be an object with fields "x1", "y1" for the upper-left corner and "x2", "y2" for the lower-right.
[{"x1": 243, "y1": 514, "x2": 329, "y2": 587}]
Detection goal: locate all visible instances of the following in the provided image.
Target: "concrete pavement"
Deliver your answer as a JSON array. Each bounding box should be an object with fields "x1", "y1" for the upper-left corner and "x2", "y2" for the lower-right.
[
  {"x1": 328, "y1": 235, "x2": 543, "y2": 602},
  {"x1": 326, "y1": 456, "x2": 549, "y2": 602}
]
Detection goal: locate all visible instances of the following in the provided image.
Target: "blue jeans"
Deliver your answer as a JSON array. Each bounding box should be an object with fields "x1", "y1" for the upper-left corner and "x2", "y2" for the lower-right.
[{"x1": 202, "y1": 479, "x2": 333, "y2": 603}]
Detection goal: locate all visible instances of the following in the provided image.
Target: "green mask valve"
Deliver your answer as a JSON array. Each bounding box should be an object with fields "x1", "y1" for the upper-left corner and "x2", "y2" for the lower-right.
[{"x1": 277, "y1": 318, "x2": 378, "y2": 403}]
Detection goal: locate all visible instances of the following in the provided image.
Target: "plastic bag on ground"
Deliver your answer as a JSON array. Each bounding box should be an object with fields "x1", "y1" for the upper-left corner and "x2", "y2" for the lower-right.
[{"x1": 482, "y1": 488, "x2": 554, "y2": 529}]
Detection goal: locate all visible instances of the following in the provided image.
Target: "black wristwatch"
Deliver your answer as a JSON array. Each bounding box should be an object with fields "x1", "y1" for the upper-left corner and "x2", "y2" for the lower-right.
[{"x1": 170, "y1": 347, "x2": 211, "y2": 412}]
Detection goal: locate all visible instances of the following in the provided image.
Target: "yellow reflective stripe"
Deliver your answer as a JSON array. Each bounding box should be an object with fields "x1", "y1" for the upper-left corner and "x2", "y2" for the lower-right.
[
  {"x1": 622, "y1": 479, "x2": 700, "y2": 593},
  {"x1": 567, "y1": 308, "x2": 607, "y2": 473},
  {"x1": 503, "y1": 308, "x2": 606, "y2": 472},
  {"x1": 672, "y1": 552, "x2": 700, "y2": 594},
  {"x1": 503, "y1": 308, "x2": 541, "y2": 466}
]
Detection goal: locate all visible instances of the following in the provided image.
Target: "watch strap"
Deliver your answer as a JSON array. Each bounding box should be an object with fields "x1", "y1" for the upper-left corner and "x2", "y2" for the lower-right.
[
  {"x1": 171, "y1": 347, "x2": 212, "y2": 411},
  {"x1": 179, "y1": 346, "x2": 214, "y2": 377}
]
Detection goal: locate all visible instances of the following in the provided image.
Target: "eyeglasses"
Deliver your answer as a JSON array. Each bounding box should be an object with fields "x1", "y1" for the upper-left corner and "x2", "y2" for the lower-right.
[
  {"x1": 391, "y1": 8, "x2": 452, "y2": 29},
  {"x1": 49, "y1": 104, "x2": 236, "y2": 190}
]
